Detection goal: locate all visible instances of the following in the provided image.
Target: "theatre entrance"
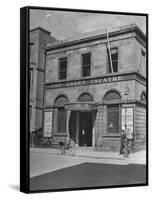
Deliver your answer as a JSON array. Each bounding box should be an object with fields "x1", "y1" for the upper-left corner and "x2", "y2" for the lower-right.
[
  {"x1": 79, "y1": 112, "x2": 92, "y2": 146},
  {"x1": 69, "y1": 111, "x2": 93, "y2": 147}
]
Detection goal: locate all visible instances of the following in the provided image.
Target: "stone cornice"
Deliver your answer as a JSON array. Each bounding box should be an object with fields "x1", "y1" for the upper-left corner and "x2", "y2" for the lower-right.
[
  {"x1": 46, "y1": 24, "x2": 146, "y2": 51},
  {"x1": 44, "y1": 100, "x2": 146, "y2": 109}
]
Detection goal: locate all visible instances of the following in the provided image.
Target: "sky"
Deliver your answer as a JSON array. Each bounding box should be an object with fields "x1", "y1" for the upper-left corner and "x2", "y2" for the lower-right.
[{"x1": 30, "y1": 9, "x2": 146, "y2": 40}]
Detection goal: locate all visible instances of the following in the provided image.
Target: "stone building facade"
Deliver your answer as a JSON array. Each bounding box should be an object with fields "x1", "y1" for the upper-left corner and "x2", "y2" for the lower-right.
[
  {"x1": 43, "y1": 24, "x2": 147, "y2": 151},
  {"x1": 29, "y1": 27, "x2": 57, "y2": 146}
]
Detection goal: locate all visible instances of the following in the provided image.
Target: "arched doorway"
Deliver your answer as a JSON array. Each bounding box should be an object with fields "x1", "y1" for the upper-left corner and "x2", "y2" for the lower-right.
[
  {"x1": 68, "y1": 93, "x2": 95, "y2": 147},
  {"x1": 78, "y1": 93, "x2": 94, "y2": 146}
]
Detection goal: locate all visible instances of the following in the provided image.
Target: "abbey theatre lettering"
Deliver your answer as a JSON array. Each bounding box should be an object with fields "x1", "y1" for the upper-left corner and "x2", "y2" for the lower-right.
[{"x1": 45, "y1": 74, "x2": 135, "y2": 89}]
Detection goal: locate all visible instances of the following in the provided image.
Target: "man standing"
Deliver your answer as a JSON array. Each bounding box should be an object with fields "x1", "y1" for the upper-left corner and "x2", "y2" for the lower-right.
[{"x1": 119, "y1": 130, "x2": 126, "y2": 155}]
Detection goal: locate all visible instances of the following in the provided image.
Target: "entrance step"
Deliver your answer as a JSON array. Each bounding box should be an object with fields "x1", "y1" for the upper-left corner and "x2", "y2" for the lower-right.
[{"x1": 75, "y1": 147, "x2": 94, "y2": 151}]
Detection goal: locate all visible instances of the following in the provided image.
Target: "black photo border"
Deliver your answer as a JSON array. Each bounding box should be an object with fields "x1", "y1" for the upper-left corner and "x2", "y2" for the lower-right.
[{"x1": 20, "y1": 6, "x2": 148, "y2": 194}]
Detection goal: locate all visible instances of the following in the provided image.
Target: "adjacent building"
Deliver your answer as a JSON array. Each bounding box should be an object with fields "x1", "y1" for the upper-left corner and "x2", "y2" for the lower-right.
[
  {"x1": 29, "y1": 27, "x2": 57, "y2": 147},
  {"x1": 43, "y1": 24, "x2": 147, "y2": 151}
]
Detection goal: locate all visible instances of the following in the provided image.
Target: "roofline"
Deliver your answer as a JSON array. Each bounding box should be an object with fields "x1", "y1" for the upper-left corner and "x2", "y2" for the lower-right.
[
  {"x1": 46, "y1": 24, "x2": 146, "y2": 51},
  {"x1": 30, "y1": 27, "x2": 51, "y2": 35}
]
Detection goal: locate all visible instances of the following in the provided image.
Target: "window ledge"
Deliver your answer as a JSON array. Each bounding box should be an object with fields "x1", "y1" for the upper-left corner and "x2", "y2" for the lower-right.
[{"x1": 103, "y1": 135, "x2": 120, "y2": 138}]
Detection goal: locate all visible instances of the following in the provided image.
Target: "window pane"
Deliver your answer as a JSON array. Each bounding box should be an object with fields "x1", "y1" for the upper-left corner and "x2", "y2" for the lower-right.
[
  {"x1": 82, "y1": 53, "x2": 91, "y2": 65},
  {"x1": 60, "y1": 71, "x2": 67, "y2": 80},
  {"x1": 57, "y1": 109, "x2": 67, "y2": 132},
  {"x1": 107, "y1": 48, "x2": 118, "y2": 73},
  {"x1": 113, "y1": 61, "x2": 118, "y2": 72},
  {"x1": 111, "y1": 51, "x2": 118, "y2": 61},
  {"x1": 104, "y1": 91, "x2": 121, "y2": 100},
  {"x1": 107, "y1": 105, "x2": 119, "y2": 134},
  {"x1": 83, "y1": 66, "x2": 90, "y2": 77},
  {"x1": 60, "y1": 60, "x2": 67, "y2": 70},
  {"x1": 82, "y1": 53, "x2": 91, "y2": 77},
  {"x1": 78, "y1": 93, "x2": 93, "y2": 102},
  {"x1": 55, "y1": 96, "x2": 68, "y2": 107},
  {"x1": 112, "y1": 52, "x2": 118, "y2": 72},
  {"x1": 59, "y1": 57, "x2": 67, "y2": 80}
]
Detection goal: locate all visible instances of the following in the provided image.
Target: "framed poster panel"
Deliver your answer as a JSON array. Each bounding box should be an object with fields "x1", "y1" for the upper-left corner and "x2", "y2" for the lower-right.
[
  {"x1": 44, "y1": 111, "x2": 53, "y2": 137},
  {"x1": 20, "y1": 6, "x2": 148, "y2": 193},
  {"x1": 121, "y1": 107, "x2": 134, "y2": 140}
]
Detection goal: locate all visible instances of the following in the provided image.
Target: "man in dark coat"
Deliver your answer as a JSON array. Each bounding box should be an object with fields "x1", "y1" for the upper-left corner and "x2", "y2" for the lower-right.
[{"x1": 119, "y1": 130, "x2": 126, "y2": 155}]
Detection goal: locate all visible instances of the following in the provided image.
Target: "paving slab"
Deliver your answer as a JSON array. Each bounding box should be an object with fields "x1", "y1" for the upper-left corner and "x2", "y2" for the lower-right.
[{"x1": 30, "y1": 148, "x2": 146, "y2": 177}]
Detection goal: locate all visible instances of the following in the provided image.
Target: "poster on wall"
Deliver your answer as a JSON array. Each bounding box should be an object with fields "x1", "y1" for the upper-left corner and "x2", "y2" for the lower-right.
[
  {"x1": 121, "y1": 107, "x2": 134, "y2": 140},
  {"x1": 44, "y1": 111, "x2": 52, "y2": 137}
]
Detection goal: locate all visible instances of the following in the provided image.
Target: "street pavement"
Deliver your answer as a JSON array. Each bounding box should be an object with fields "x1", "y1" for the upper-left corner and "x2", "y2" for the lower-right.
[
  {"x1": 30, "y1": 162, "x2": 146, "y2": 191},
  {"x1": 30, "y1": 147, "x2": 146, "y2": 178}
]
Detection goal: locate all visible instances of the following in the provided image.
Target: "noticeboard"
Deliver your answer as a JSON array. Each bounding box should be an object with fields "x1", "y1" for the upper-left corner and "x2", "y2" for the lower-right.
[
  {"x1": 44, "y1": 111, "x2": 52, "y2": 137},
  {"x1": 121, "y1": 107, "x2": 134, "y2": 139}
]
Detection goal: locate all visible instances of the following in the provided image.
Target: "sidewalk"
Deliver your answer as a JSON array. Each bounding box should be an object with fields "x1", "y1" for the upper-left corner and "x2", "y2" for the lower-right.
[
  {"x1": 30, "y1": 147, "x2": 146, "y2": 177},
  {"x1": 30, "y1": 147, "x2": 146, "y2": 163}
]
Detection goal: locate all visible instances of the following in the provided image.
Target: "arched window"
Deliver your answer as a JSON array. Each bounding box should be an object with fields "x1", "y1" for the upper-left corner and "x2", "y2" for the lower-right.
[
  {"x1": 54, "y1": 95, "x2": 68, "y2": 132},
  {"x1": 140, "y1": 92, "x2": 146, "y2": 103},
  {"x1": 78, "y1": 93, "x2": 93, "y2": 102},
  {"x1": 103, "y1": 90, "x2": 121, "y2": 101},
  {"x1": 55, "y1": 95, "x2": 68, "y2": 107},
  {"x1": 103, "y1": 90, "x2": 121, "y2": 135}
]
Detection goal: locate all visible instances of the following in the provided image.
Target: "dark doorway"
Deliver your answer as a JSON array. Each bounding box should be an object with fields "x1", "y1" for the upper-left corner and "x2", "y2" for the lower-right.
[{"x1": 79, "y1": 112, "x2": 93, "y2": 146}]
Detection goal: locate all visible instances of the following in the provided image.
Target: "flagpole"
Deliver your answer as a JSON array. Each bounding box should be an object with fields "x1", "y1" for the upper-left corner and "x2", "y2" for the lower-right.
[{"x1": 105, "y1": 24, "x2": 113, "y2": 73}]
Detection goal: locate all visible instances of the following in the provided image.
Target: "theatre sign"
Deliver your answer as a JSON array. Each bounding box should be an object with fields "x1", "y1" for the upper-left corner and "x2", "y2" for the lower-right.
[{"x1": 45, "y1": 73, "x2": 143, "y2": 89}]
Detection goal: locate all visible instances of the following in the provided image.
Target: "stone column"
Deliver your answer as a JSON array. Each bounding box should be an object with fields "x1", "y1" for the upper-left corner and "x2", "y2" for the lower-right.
[
  {"x1": 94, "y1": 105, "x2": 104, "y2": 149},
  {"x1": 52, "y1": 108, "x2": 58, "y2": 135},
  {"x1": 75, "y1": 112, "x2": 80, "y2": 147},
  {"x1": 66, "y1": 110, "x2": 71, "y2": 138},
  {"x1": 103, "y1": 105, "x2": 107, "y2": 135},
  {"x1": 92, "y1": 111, "x2": 96, "y2": 147}
]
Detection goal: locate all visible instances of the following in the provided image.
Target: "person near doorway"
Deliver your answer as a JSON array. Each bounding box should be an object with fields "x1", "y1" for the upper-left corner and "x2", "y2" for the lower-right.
[
  {"x1": 58, "y1": 137, "x2": 67, "y2": 155},
  {"x1": 119, "y1": 130, "x2": 126, "y2": 155},
  {"x1": 126, "y1": 130, "x2": 134, "y2": 154},
  {"x1": 82, "y1": 129, "x2": 87, "y2": 146},
  {"x1": 123, "y1": 135, "x2": 129, "y2": 158},
  {"x1": 68, "y1": 138, "x2": 76, "y2": 156}
]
